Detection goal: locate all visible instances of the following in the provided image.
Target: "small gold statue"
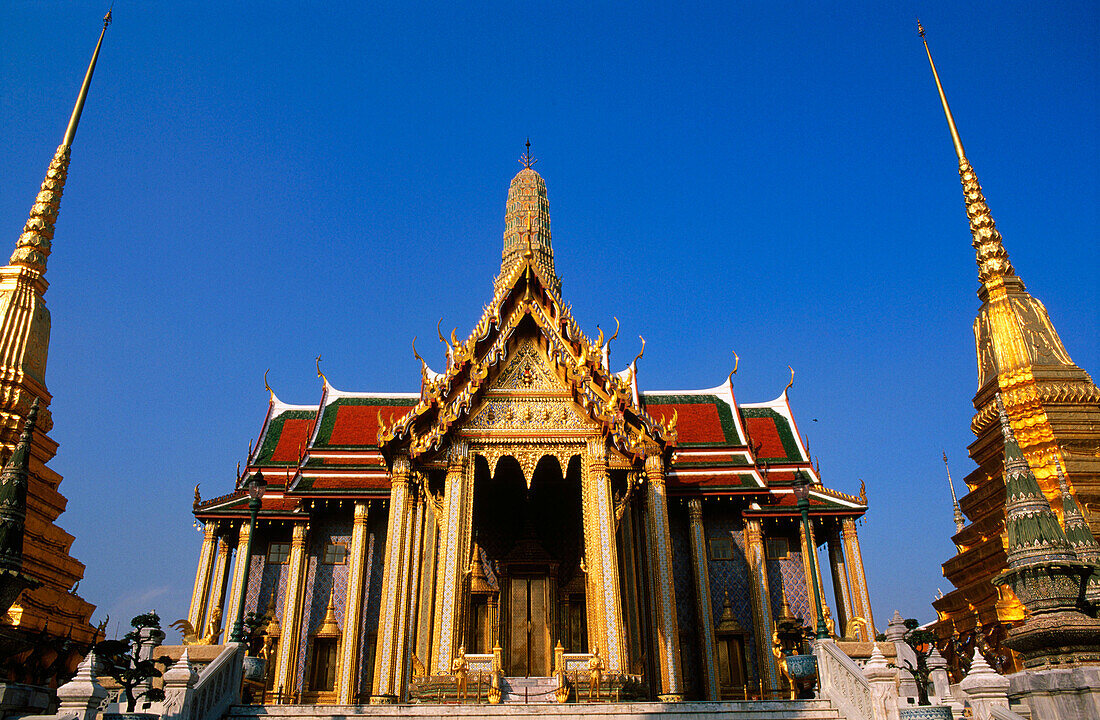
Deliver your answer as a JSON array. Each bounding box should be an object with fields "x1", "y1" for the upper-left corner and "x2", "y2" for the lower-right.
[
  {"x1": 587, "y1": 644, "x2": 604, "y2": 700},
  {"x1": 451, "y1": 645, "x2": 470, "y2": 701}
]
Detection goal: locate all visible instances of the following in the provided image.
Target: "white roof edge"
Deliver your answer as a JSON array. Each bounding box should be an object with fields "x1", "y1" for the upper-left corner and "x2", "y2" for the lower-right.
[{"x1": 323, "y1": 388, "x2": 420, "y2": 405}]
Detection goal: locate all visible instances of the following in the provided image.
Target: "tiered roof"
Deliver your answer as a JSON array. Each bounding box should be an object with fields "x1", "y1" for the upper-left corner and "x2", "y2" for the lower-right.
[{"x1": 194, "y1": 161, "x2": 866, "y2": 523}]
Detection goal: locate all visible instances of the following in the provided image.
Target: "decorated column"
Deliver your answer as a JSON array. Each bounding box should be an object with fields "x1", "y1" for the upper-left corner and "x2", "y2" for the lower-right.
[
  {"x1": 644, "y1": 453, "x2": 683, "y2": 700},
  {"x1": 827, "y1": 527, "x2": 856, "y2": 639},
  {"x1": 223, "y1": 521, "x2": 252, "y2": 643},
  {"x1": 432, "y1": 440, "x2": 472, "y2": 674},
  {"x1": 391, "y1": 479, "x2": 420, "y2": 699},
  {"x1": 841, "y1": 518, "x2": 875, "y2": 638},
  {"x1": 744, "y1": 517, "x2": 780, "y2": 693},
  {"x1": 585, "y1": 439, "x2": 626, "y2": 671},
  {"x1": 687, "y1": 498, "x2": 720, "y2": 700},
  {"x1": 207, "y1": 537, "x2": 231, "y2": 636},
  {"x1": 187, "y1": 523, "x2": 218, "y2": 635},
  {"x1": 274, "y1": 522, "x2": 309, "y2": 702},
  {"x1": 372, "y1": 454, "x2": 413, "y2": 702},
  {"x1": 337, "y1": 501, "x2": 370, "y2": 704},
  {"x1": 798, "y1": 520, "x2": 828, "y2": 632}
]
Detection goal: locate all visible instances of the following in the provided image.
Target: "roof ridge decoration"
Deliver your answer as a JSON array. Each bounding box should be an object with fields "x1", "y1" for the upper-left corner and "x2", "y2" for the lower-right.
[{"x1": 379, "y1": 165, "x2": 674, "y2": 461}]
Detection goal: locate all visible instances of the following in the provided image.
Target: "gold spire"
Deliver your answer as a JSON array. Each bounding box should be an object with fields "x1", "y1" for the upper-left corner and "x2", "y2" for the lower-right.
[
  {"x1": 497, "y1": 142, "x2": 560, "y2": 296},
  {"x1": 10, "y1": 10, "x2": 112, "y2": 272},
  {"x1": 918, "y1": 21, "x2": 1014, "y2": 289}
]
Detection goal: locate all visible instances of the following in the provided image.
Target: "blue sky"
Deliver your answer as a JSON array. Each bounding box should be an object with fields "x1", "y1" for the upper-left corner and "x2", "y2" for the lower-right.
[{"x1": 1, "y1": 2, "x2": 1096, "y2": 636}]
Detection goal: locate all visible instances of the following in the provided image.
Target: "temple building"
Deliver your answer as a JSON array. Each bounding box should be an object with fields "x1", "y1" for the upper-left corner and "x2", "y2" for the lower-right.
[
  {"x1": 918, "y1": 26, "x2": 1100, "y2": 673},
  {"x1": 0, "y1": 14, "x2": 107, "y2": 685},
  {"x1": 191, "y1": 149, "x2": 874, "y2": 703}
]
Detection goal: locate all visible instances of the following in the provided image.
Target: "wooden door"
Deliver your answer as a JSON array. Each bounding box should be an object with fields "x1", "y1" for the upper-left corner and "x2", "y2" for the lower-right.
[{"x1": 507, "y1": 575, "x2": 550, "y2": 676}]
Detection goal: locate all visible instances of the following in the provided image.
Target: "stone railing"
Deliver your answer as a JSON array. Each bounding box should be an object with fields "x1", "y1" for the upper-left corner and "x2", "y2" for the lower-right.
[
  {"x1": 815, "y1": 639, "x2": 874, "y2": 720},
  {"x1": 161, "y1": 643, "x2": 243, "y2": 720}
]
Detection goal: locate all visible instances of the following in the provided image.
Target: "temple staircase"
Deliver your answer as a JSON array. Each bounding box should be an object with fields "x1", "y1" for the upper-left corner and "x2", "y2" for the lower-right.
[{"x1": 226, "y1": 699, "x2": 842, "y2": 719}]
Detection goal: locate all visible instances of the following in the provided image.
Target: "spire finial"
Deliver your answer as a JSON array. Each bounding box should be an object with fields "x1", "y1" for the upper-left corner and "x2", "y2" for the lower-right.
[
  {"x1": 520, "y1": 138, "x2": 537, "y2": 169},
  {"x1": 943, "y1": 450, "x2": 966, "y2": 532},
  {"x1": 918, "y1": 22, "x2": 1015, "y2": 287},
  {"x1": 10, "y1": 12, "x2": 112, "y2": 272},
  {"x1": 918, "y1": 21, "x2": 964, "y2": 161}
]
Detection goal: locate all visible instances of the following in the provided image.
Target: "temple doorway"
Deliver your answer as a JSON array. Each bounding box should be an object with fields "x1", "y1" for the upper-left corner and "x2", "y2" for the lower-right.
[{"x1": 472, "y1": 453, "x2": 584, "y2": 676}]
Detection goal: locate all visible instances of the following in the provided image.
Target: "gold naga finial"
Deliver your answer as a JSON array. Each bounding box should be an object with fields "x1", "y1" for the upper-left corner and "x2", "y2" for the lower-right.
[
  {"x1": 316, "y1": 354, "x2": 328, "y2": 386},
  {"x1": 412, "y1": 336, "x2": 423, "y2": 364},
  {"x1": 436, "y1": 318, "x2": 446, "y2": 345},
  {"x1": 632, "y1": 336, "x2": 645, "y2": 367},
  {"x1": 918, "y1": 20, "x2": 1014, "y2": 286},
  {"x1": 784, "y1": 365, "x2": 795, "y2": 395},
  {"x1": 520, "y1": 138, "x2": 538, "y2": 169},
  {"x1": 263, "y1": 368, "x2": 274, "y2": 402},
  {"x1": 608, "y1": 317, "x2": 620, "y2": 347},
  {"x1": 858, "y1": 479, "x2": 867, "y2": 504},
  {"x1": 728, "y1": 350, "x2": 739, "y2": 385},
  {"x1": 193, "y1": 483, "x2": 201, "y2": 510},
  {"x1": 11, "y1": 8, "x2": 113, "y2": 272}
]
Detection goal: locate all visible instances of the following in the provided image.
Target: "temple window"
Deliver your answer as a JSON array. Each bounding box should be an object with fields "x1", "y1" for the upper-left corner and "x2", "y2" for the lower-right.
[
  {"x1": 766, "y1": 537, "x2": 789, "y2": 560},
  {"x1": 267, "y1": 542, "x2": 290, "y2": 564},
  {"x1": 322, "y1": 542, "x2": 347, "y2": 565},
  {"x1": 468, "y1": 596, "x2": 488, "y2": 654},
  {"x1": 307, "y1": 637, "x2": 338, "y2": 691},
  {"x1": 708, "y1": 536, "x2": 734, "y2": 560}
]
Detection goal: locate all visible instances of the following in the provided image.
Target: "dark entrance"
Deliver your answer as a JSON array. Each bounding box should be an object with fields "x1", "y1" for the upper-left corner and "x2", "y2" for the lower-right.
[{"x1": 472, "y1": 453, "x2": 584, "y2": 676}]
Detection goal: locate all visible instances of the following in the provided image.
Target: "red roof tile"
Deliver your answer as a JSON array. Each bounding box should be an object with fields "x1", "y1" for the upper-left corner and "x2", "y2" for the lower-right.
[
  {"x1": 649, "y1": 403, "x2": 726, "y2": 444},
  {"x1": 744, "y1": 416, "x2": 785, "y2": 458},
  {"x1": 270, "y1": 418, "x2": 313, "y2": 463},
  {"x1": 329, "y1": 404, "x2": 408, "y2": 446}
]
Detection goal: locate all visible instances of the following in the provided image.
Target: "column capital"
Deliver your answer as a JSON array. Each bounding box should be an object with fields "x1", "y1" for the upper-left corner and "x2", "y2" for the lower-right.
[
  {"x1": 586, "y1": 437, "x2": 607, "y2": 462},
  {"x1": 202, "y1": 522, "x2": 217, "y2": 540},
  {"x1": 687, "y1": 497, "x2": 703, "y2": 522},
  {"x1": 354, "y1": 500, "x2": 370, "y2": 523},
  {"x1": 644, "y1": 454, "x2": 665, "y2": 480},
  {"x1": 291, "y1": 522, "x2": 309, "y2": 545},
  {"x1": 840, "y1": 516, "x2": 858, "y2": 538},
  {"x1": 392, "y1": 452, "x2": 412, "y2": 478},
  {"x1": 447, "y1": 439, "x2": 469, "y2": 467}
]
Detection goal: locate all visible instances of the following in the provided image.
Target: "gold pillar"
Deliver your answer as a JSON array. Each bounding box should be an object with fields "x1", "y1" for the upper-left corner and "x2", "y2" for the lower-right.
[
  {"x1": 827, "y1": 527, "x2": 854, "y2": 638},
  {"x1": 188, "y1": 522, "x2": 218, "y2": 633},
  {"x1": 337, "y1": 502, "x2": 370, "y2": 704},
  {"x1": 414, "y1": 492, "x2": 438, "y2": 670},
  {"x1": 372, "y1": 454, "x2": 413, "y2": 702},
  {"x1": 585, "y1": 439, "x2": 627, "y2": 672},
  {"x1": 392, "y1": 480, "x2": 420, "y2": 699},
  {"x1": 687, "y1": 499, "x2": 720, "y2": 700},
  {"x1": 841, "y1": 518, "x2": 875, "y2": 639},
  {"x1": 744, "y1": 518, "x2": 779, "y2": 692},
  {"x1": 274, "y1": 522, "x2": 309, "y2": 702},
  {"x1": 224, "y1": 520, "x2": 253, "y2": 639},
  {"x1": 432, "y1": 441, "x2": 471, "y2": 674},
  {"x1": 208, "y1": 537, "x2": 232, "y2": 635},
  {"x1": 644, "y1": 454, "x2": 683, "y2": 700},
  {"x1": 797, "y1": 520, "x2": 827, "y2": 630}
]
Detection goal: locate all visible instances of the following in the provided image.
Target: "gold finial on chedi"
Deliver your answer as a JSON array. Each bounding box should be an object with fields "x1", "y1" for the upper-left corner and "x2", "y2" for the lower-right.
[{"x1": 520, "y1": 137, "x2": 537, "y2": 169}]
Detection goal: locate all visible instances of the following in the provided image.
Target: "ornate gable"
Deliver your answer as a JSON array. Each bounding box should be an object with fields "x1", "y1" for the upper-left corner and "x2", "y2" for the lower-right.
[{"x1": 377, "y1": 164, "x2": 675, "y2": 464}]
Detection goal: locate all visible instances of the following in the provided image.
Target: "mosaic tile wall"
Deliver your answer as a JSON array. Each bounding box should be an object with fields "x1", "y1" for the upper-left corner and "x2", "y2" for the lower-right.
[
  {"x1": 767, "y1": 530, "x2": 812, "y2": 629},
  {"x1": 246, "y1": 527, "x2": 292, "y2": 621},
  {"x1": 295, "y1": 514, "x2": 353, "y2": 691},
  {"x1": 667, "y1": 500, "x2": 701, "y2": 700},
  {"x1": 359, "y1": 509, "x2": 388, "y2": 696},
  {"x1": 703, "y1": 505, "x2": 758, "y2": 679}
]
